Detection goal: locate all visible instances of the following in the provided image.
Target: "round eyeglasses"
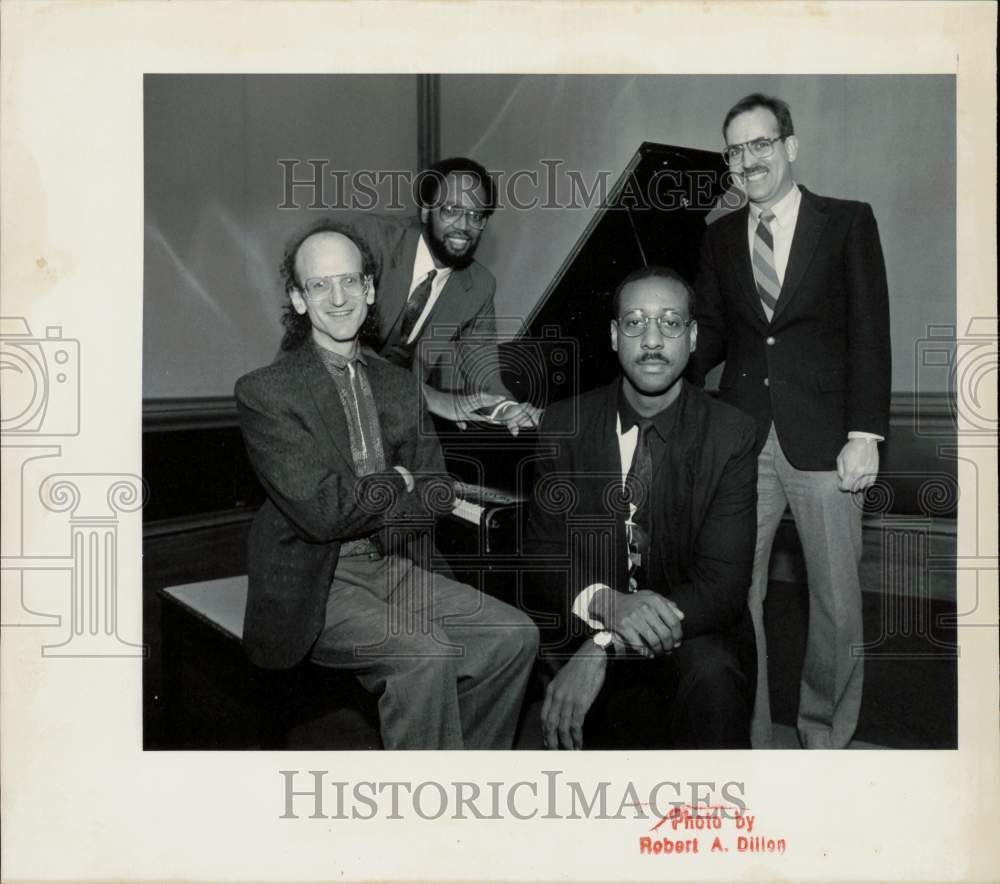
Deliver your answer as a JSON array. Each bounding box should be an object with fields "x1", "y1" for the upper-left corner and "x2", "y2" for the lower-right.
[
  {"x1": 616, "y1": 310, "x2": 694, "y2": 338},
  {"x1": 301, "y1": 273, "x2": 371, "y2": 302},
  {"x1": 722, "y1": 136, "x2": 785, "y2": 166},
  {"x1": 437, "y1": 204, "x2": 489, "y2": 229}
]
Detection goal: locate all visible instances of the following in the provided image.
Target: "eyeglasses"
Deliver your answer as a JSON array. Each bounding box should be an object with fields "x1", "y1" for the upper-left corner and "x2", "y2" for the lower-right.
[
  {"x1": 437, "y1": 204, "x2": 489, "y2": 229},
  {"x1": 301, "y1": 272, "x2": 371, "y2": 301},
  {"x1": 617, "y1": 309, "x2": 694, "y2": 338},
  {"x1": 722, "y1": 136, "x2": 785, "y2": 165}
]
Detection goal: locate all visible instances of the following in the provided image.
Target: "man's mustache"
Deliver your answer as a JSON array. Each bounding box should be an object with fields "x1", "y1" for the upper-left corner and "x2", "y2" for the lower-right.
[{"x1": 637, "y1": 353, "x2": 669, "y2": 364}]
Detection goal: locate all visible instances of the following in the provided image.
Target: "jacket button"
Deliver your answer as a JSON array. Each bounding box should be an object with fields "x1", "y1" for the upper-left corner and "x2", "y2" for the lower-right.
[
  {"x1": 763, "y1": 377, "x2": 770, "y2": 387},
  {"x1": 766, "y1": 336, "x2": 776, "y2": 346}
]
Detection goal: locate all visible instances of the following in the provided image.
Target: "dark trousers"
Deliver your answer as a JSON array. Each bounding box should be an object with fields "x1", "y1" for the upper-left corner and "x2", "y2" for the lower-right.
[{"x1": 584, "y1": 630, "x2": 754, "y2": 750}]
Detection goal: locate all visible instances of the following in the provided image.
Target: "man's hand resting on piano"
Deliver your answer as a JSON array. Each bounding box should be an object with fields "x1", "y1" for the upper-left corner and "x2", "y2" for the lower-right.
[
  {"x1": 422, "y1": 386, "x2": 542, "y2": 435},
  {"x1": 492, "y1": 400, "x2": 543, "y2": 436},
  {"x1": 590, "y1": 588, "x2": 684, "y2": 657}
]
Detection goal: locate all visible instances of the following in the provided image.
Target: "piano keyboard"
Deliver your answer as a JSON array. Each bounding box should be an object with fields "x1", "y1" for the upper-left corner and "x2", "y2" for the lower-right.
[
  {"x1": 451, "y1": 498, "x2": 486, "y2": 525},
  {"x1": 450, "y1": 482, "x2": 526, "y2": 525}
]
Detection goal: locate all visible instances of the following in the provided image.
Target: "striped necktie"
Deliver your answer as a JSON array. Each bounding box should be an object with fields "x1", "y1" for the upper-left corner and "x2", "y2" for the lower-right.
[
  {"x1": 399, "y1": 269, "x2": 437, "y2": 341},
  {"x1": 752, "y1": 210, "x2": 780, "y2": 320}
]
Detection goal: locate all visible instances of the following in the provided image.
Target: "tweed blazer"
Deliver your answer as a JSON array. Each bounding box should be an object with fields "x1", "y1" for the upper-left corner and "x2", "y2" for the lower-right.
[{"x1": 235, "y1": 343, "x2": 451, "y2": 669}]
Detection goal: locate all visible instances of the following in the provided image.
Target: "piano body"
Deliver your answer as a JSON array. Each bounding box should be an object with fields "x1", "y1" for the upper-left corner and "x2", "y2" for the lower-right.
[{"x1": 430, "y1": 141, "x2": 731, "y2": 588}]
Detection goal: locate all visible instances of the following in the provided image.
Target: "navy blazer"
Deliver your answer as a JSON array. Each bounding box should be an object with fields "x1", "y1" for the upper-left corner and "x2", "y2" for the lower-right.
[
  {"x1": 689, "y1": 187, "x2": 891, "y2": 470},
  {"x1": 524, "y1": 380, "x2": 758, "y2": 658},
  {"x1": 235, "y1": 343, "x2": 451, "y2": 669}
]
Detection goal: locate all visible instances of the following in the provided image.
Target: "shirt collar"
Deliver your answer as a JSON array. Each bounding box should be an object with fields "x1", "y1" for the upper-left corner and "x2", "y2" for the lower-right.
[
  {"x1": 313, "y1": 340, "x2": 368, "y2": 373},
  {"x1": 413, "y1": 233, "x2": 453, "y2": 287},
  {"x1": 617, "y1": 380, "x2": 682, "y2": 439},
  {"x1": 749, "y1": 182, "x2": 801, "y2": 228}
]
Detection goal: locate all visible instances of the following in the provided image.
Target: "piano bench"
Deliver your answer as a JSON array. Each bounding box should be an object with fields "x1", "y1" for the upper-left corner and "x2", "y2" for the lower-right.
[{"x1": 159, "y1": 576, "x2": 381, "y2": 750}]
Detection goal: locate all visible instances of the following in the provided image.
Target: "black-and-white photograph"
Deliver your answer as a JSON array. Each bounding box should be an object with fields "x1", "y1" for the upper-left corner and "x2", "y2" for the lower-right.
[
  {"x1": 4, "y1": 3, "x2": 997, "y2": 879},
  {"x1": 142, "y1": 73, "x2": 960, "y2": 754}
]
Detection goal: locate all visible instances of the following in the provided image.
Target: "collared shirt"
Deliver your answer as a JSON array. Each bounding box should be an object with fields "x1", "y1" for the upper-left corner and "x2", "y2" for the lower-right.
[
  {"x1": 571, "y1": 382, "x2": 681, "y2": 628},
  {"x1": 405, "y1": 234, "x2": 453, "y2": 344},
  {"x1": 746, "y1": 182, "x2": 802, "y2": 286},
  {"x1": 314, "y1": 343, "x2": 387, "y2": 477},
  {"x1": 746, "y1": 183, "x2": 881, "y2": 443}
]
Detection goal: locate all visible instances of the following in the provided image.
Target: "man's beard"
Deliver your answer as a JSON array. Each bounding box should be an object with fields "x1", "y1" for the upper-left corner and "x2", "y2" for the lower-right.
[{"x1": 424, "y1": 224, "x2": 477, "y2": 270}]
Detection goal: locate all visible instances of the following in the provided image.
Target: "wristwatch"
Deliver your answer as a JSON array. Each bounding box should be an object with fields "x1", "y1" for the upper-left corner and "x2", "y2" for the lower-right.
[{"x1": 592, "y1": 630, "x2": 615, "y2": 656}]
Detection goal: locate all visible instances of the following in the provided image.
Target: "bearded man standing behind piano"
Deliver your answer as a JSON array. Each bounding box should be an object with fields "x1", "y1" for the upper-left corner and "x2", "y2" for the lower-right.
[{"x1": 348, "y1": 156, "x2": 541, "y2": 434}]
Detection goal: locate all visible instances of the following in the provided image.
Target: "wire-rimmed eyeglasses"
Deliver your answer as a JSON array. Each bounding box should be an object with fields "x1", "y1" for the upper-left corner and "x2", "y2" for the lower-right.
[
  {"x1": 616, "y1": 309, "x2": 694, "y2": 338},
  {"x1": 437, "y1": 204, "x2": 489, "y2": 229},
  {"x1": 722, "y1": 136, "x2": 785, "y2": 166},
  {"x1": 301, "y1": 273, "x2": 371, "y2": 302}
]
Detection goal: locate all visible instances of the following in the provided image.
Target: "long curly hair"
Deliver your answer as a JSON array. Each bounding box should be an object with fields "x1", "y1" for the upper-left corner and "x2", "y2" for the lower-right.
[{"x1": 279, "y1": 219, "x2": 380, "y2": 351}]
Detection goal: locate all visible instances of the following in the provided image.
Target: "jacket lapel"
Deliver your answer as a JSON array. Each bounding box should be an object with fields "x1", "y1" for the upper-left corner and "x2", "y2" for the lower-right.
[
  {"x1": 418, "y1": 265, "x2": 476, "y2": 337},
  {"x1": 724, "y1": 206, "x2": 769, "y2": 327},
  {"x1": 772, "y1": 186, "x2": 829, "y2": 325},
  {"x1": 295, "y1": 344, "x2": 355, "y2": 472},
  {"x1": 377, "y1": 224, "x2": 422, "y2": 346}
]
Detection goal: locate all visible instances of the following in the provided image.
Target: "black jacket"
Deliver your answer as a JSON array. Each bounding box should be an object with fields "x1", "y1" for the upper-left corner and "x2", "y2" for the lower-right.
[
  {"x1": 688, "y1": 187, "x2": 892, "y2": 470},
  {"x1": 524, "y1": 380, "x2": 758, "y2": 658}
]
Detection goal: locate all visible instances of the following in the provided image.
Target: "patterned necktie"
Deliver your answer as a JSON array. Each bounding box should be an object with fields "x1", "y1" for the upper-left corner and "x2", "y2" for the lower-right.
[
  {"x1": 398, "y1": 269, "x2": 437, "y2": 341},
  {"x1": 625, "y1": 420, "x2": 654, "y2": 591},
  {"x1": 752, "y1": 210, "x2": 780, "y2": 320}
]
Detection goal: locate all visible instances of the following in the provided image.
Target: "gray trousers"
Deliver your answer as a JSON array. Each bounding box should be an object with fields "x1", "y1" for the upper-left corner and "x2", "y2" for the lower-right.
[
  {"x1": 310, "y1": 552, "x2": 538, "y2": 750},
  {"x1": 750, "y1": 424, "x2": 865, "y2": 749}
]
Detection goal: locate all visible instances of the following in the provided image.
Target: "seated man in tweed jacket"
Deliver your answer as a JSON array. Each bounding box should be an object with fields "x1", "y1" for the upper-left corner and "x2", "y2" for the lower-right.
[{"x1": 235, "y1": 220, "x2": 538, "y2": 750}]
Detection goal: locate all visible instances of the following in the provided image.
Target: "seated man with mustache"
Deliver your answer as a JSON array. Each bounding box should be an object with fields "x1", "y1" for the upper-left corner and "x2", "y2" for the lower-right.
[{"x1": 524, "y1": 266, "x2": 758, "y2": 750}]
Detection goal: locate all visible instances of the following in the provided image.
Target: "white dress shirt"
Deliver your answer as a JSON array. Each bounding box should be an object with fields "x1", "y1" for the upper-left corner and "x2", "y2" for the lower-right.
[
  {"x1": 571, "y1": 414, "x2": 638, "y2": 629},
  {"x1": 405, "y1": 235, "x2": 452, "y2": 344}
]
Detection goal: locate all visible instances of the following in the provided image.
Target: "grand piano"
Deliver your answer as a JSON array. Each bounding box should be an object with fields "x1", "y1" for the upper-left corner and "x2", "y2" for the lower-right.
[{"x1": 430, "y1": 141, "x2": 730, "y2": 583}]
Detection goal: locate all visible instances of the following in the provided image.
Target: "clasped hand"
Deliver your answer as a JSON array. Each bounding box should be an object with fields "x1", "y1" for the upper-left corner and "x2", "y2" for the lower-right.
[{"x1": 592, "y1": 588, "x2": 684, "y2": 657}]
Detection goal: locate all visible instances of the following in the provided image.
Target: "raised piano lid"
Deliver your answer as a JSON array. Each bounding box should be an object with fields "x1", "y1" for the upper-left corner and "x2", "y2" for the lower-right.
[
  {"x1": 501, "y1": 140, "x2": 731, "y2": 406},
  {"x1": 435, "y1": 141, "x2": 731, "y2": 492}
]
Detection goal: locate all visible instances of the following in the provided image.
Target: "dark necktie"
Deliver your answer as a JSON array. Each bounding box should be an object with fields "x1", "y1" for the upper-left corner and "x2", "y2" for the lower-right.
[
  {"x1": 398, "y1": 269, "x2": 437, "y2": 342},
  {"x1": 752, "y1": 209, "x2": 780, "y2": 320},
  {"x1": 625, "y1": 420, "x2": 654, "y2": 591}
]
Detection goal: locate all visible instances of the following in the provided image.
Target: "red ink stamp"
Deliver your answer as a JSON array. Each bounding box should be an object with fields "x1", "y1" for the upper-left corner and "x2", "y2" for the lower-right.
[{"x1": 639, "y1": 805, "x2": 787, "y2": 856}]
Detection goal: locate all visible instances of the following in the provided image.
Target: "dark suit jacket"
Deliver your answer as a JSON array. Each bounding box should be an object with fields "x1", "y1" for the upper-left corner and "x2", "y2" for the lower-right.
[
  {"x1": 346, "y1": 214, "x2": 506, "y2": 394},
  {"x1": 689, "y1": 186, "x2": 891, "y2": 470},
  {"x1": 234, "y1": 343, "x2": 451, "y2": 669},
  {"x1": 524, "y1": 380, "x2": 758, "y2": 658}
]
